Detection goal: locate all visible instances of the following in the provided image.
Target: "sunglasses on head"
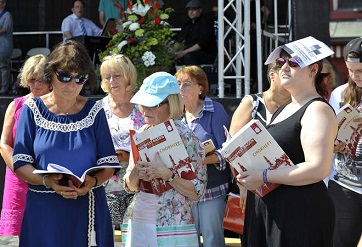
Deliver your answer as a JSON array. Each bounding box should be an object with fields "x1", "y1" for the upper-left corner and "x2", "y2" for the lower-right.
[
  {"x1": 275, "y1": 58, "x2": 299, "y2": 68},
  {"x1": 103, "y1": 54, "x2": 125, "y2": 62},
  {"x1": 55, "y1": 71, "x2": 89, "y2": 85}
]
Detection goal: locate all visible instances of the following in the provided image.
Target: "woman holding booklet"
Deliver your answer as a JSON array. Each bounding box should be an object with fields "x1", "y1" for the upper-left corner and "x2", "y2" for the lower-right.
[
  {"x1": 12, "y1": 40, "x2": 119, "y2": 247},
  {"x1": 328, "y1": 37, "x2": 362, "y2": 247},
  {"x1": 123, "y1": 71, "x2": 207, "y2": 247},
  {"x1": 228, "y1": 60, "x2": 291, "y2": 228},
  {"x1": 175, "y1": 65, "x2": 231, "y2": 247},
  {"x1": 98, "y1": 54, "x2": 145, "y2": 231},
  {"x1": 237, "y1": 36, "x2": 338, "y2": 246}
]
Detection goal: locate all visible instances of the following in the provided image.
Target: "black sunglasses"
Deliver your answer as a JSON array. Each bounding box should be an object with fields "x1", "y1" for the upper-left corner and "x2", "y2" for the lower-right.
[
  {"x1": 275, "y1": 58, "x2": 299, "y2": 68},
  {"x1": 55, "y1": 71, "x2": 89, "y2": 85}
]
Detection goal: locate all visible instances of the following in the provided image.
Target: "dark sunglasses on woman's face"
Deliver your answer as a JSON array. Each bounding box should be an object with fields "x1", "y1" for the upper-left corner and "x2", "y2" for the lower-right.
[
  {"x1": 275, "y1": 58, "x2": 299, "y2": 68},
  {"x1": 55, "y1": 71, "x2": 89, "y2": 85}
]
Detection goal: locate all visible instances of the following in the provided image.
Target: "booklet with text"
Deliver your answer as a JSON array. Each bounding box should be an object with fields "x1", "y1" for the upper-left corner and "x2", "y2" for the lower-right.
[
  {"x1": 336, "y1": 104, "x2": 362, "y2": 158},
  {"x1": 202, "y1": 139, "x2": 216, "y2": 155},
  {"x1": 221, "y1": 119, "x2": 294, "y2": 197},
  {"x1": 33, "y1": 163, "x2": 120, "y2": 188},
  {"x1": 131, "y1": 119, "x2": 196, "y2": 195}
]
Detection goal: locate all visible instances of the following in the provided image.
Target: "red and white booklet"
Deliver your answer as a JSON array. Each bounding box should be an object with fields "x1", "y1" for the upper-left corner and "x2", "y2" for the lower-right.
[
  {"x1": 130, "y1": 119, "x2": 196, "y2": 195},
  {"x1": 336, "y1": 104, "x2": 362, "y2": 158},
  {"x1": 221, "y1": 119, "x2": 293, "y2": 197}
]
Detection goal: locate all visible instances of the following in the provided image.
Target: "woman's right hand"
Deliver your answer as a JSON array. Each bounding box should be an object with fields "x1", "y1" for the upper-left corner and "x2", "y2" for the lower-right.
[{"x1": 44, "y1": 174, "x2": 77, "y2": 199}]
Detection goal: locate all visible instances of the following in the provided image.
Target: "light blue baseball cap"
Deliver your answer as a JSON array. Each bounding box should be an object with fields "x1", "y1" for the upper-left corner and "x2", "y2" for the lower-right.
[{"x1": 130, "y1": 72, "x2": 180, "y2": 107}]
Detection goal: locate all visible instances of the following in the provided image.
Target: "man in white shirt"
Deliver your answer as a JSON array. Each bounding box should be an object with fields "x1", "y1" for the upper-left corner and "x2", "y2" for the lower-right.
[{"x1": 61, "y1": 0, "x2": 102, "y2": 41}]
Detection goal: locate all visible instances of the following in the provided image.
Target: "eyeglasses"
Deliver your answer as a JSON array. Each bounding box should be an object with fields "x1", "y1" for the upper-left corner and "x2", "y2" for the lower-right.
[
  {"x1": 55, "y1": 71, "x2": 89, "y2": 85},
  {"x1": 148, "y1": 100, "x2": 169, "y2": 109},
  {"x1": 29, "y1": 78, "x2": 46, "y2": 84},
  {"x1": 178, "y1": 81, "x2": 198, "y2": 88},
  {"x1": 275, "y1": 58, "x2": 299, "y2": 68},
  {"x1": 104, "y1": 74, "x2": 122, "y2": 82}
]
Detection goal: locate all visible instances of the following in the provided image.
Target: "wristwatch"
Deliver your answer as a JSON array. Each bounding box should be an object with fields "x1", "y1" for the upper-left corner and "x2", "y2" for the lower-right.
[{"x1": 167, "y1": 173, "x2": 176, "y2": 182}]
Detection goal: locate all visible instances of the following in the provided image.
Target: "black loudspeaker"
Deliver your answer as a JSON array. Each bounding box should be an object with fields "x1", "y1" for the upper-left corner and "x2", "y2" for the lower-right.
[{"x1": 292, "y1": 0, "x2": 331, "y2": 45}]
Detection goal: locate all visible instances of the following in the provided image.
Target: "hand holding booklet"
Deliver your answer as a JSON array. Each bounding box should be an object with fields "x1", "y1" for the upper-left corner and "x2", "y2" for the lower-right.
[
  {"x1": 335, "y1": 104, "x2": 362, "y2": 158},
  {"x1": 33, "y1": 163, "x2": 120, "y2": 188},
  {"x1": 221, "y1": 119, "x2": 294, "y2": 197},
  {"x1": 130, "y1": 119, "x2": 196, "y2": 195}
]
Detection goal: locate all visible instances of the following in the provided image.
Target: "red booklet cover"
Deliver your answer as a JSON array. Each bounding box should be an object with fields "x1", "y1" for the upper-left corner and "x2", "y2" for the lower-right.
[
  {"x1": 335, "y1": 104, "x2": 362, "y2": 158},
  {"x1": 221, "y1": 119, "x2": 294, "y2": 197},
  {"x1": 130, "y1": 120, "x2": 196, "y2": 195}
]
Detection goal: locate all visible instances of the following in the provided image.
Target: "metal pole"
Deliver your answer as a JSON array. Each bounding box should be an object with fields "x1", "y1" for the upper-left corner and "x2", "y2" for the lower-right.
[
  {"x1": 243, "y1": 0, "x2": 251, "y2": 96},
  {"x1": 218, "y1": 0, "x2": 225, "y2": 98}
]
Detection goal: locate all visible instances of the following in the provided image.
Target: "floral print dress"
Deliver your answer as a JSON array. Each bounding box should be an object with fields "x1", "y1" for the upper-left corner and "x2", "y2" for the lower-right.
[{"x1": 99, "y1": 96, "x2": 145, "y2": 226}]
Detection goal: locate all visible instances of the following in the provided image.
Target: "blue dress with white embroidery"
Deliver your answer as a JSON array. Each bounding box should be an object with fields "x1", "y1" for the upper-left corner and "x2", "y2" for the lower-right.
[{"x1": 13, "y1": 97, "x2": 119, "y2": 247}]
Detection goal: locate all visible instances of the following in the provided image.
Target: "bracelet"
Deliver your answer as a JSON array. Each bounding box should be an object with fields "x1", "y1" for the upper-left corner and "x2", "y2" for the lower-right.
[
  {"x1": 92, "y1": 176, "x2": 98, "y2": 187},
  {"x1": 262, "y1": 168, "x2": 270, "y2": 184},
  {"x1": 166, "y1": 173, "x2": 176, "y2": 183},
  {"x1": 42, "y1": 174, "x2": 51, "y2": 188}
]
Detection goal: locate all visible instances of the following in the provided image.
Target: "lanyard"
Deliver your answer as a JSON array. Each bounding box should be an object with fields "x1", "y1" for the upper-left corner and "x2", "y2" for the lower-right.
[{"x1": 0, "y1": 8, "x2": 7, "y2": 21}]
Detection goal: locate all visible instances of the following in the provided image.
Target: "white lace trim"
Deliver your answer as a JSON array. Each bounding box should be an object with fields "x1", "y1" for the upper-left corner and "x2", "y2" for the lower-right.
[
  {"x1": 13, "y1": 154, "x2": 34, "y2": 164},
  {"x1": 26, "y1": 99, "x2": 103, "y2": 133},
  {"x1": 97, "y1": 156, "x2": 119, "y2": 165}
]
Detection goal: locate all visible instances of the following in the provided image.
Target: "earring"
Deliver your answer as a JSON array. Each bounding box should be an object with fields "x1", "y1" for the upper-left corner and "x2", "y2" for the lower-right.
[{"x1": 199, "y1": 92, "x2": 201, "y2": 95}]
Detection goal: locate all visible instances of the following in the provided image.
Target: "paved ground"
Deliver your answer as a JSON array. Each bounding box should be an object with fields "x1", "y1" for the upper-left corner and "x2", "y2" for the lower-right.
[
  {"x1": 0, "y1": 235, "x2": 241, "y2": 246},
  {"x1": 0, "y1": 236, "x2": 123, "y2": 247}
]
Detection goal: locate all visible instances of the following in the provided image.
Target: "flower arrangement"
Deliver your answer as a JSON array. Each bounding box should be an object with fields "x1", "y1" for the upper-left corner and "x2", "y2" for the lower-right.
[{"x1": 99, "y1": 0, "x2": 176, "y2": 87}]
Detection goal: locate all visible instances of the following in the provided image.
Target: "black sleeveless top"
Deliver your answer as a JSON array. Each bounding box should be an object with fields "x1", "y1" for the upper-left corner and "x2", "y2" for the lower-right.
[{"x1": 242, "y1": 98, "x2": 335, "y2": 247}]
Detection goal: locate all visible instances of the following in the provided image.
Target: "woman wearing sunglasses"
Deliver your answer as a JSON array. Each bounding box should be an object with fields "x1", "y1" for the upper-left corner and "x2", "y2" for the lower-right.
[
  {"x1": 12, "y1": 40, "x2": 119, "y2": 247},
  {"x1": 123, "y1": 72, "x2": 207, "y2": 247},
  {"x1": 0, "y1": 54, "x2": 50, "y2": 236},
  {"x1": 237, "y1": 37, "x2": 337, "y2": 246},
  {"x1": 98, "y1": 54, "x2": 145, "y2": 232}
]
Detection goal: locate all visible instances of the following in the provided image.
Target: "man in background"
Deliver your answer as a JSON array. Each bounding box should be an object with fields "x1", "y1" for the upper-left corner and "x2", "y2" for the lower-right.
[
  {"x1": 98, "y1": 0, "x2": 123, "y2": 27},
  {"x1": 174, "y1": 0, "x2": 217, "y2": 66},
  {"x1": 0, "y1": 0, "x2": 12, "y2": 94},
  {"x1": 62, "y1": 0, "x2": 102, "y2": 41}
]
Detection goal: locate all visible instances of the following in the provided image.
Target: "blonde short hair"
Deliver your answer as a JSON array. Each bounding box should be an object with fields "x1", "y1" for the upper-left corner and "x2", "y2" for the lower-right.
[
  {"x1": 100, "y1": 55, "x2": 137, "y2": 93},
  {"x1": 166, "y1": 94, "x2": 184, "y2": 120},
  {"x1": 19, "y1": 54, "x2": 47, "y2": 88}
]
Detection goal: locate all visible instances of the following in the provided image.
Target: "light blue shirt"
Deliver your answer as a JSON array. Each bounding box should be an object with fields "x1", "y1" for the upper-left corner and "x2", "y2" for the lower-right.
[
  {"x1": 0, "y1": 10, "x2": 13, "y2": 57},
  {"x1": 61, "y1": 13, "x2": 102, "y2": 41}
]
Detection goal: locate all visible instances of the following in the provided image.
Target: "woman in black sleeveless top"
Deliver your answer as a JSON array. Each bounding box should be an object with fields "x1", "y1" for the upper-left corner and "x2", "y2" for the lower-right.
[{"x1": 238, "y1": 37, "x2": 337, "y2": 247}]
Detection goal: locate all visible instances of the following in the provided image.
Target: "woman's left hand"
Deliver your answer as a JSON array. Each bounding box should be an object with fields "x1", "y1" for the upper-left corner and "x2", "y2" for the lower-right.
[
  {"x1": 70, "y1": 175, "x2": 97, "y2": 198},
  {"x1": 236, "y1": 170, "x2": 264, "y2": 191}
]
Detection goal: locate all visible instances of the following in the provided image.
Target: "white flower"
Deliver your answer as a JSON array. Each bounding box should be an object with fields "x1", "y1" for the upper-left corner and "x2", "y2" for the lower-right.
[
  {"x1": 161, "y1": 21, "x2": 170, "y2": 26},
  {"x1": 129, "y1": 23, "x2": 140, "y2": 31},
  {"x1": 132, "y1": 3, "x2": 151, "y2": 17},
  {"x1": 117, "y1": 40, "x2": 128, "y2": 51},
  {"x1": 122, "y1": 21, "x2": 132, "y2": 29},
  {"x1": 142, "y1": 51, "x2": 156, "y2": 67}
]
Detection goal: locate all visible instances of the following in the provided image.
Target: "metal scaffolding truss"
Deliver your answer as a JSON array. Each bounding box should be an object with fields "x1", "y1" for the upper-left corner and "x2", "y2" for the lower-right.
[{"x1": 216, "y1": 0, "x2": 293, "y2": 98}]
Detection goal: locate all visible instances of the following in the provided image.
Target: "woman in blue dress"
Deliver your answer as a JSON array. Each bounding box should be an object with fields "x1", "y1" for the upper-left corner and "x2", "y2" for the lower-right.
[{"x1": 12, "y1": 40, "x2": 119, "y2": 247}]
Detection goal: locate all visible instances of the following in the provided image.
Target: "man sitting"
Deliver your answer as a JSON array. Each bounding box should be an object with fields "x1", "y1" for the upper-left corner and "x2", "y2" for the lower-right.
[
  {"x1": 61, "y1": 0, "x2": 102, "y2": 41},
  {"x1": 174, "y1": 0, "x2": 217, "y2": 66}
]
